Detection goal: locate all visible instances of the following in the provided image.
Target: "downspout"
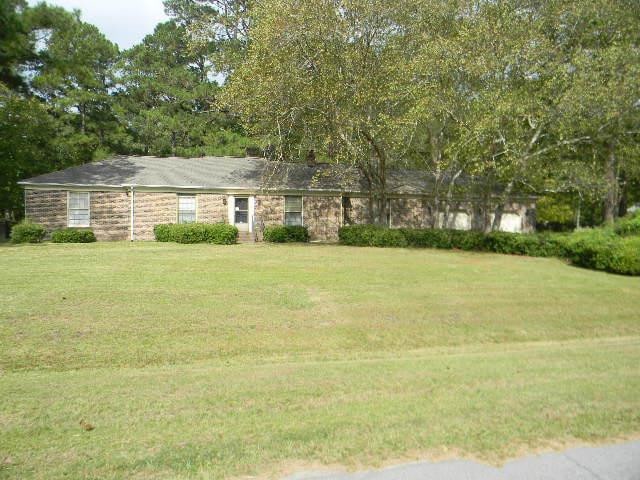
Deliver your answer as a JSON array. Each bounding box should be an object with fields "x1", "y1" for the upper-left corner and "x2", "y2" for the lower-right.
[{"x1": 129, "y1": 186, "x2": 136, "y2": 241}]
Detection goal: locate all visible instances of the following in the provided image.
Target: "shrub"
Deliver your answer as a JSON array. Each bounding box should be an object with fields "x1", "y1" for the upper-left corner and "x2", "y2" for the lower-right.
[
  {"x1": 340, "y1": 223, "x2": 639, "y2": 275},
  {"x1": 51, "y1": 228, "x2": 97, "y2": 243},
  {"x1": 399, "y1": 228, "x2": 455, "y2": 249},
  {"x1": 10, "y1": 221, "x2": 46, "y2": 244},
  {"x1": 263, "y1": 225, "x2": 310, "y2": 243},
  {"x1": 483, "y1": 232, "x2": 566, "y2": 257},
  {"x1": 562, "y1": 230, "x2": 640, "y2": 275},
  {"x1": 614, "y1": 211, "x2": 640, "y2": 237},
  {"x1": 338, "y1": 225, "x2": 407, "y2": 247},
  {"x1": 154, "y1": 223, "x2": 238, "y2": 244}
]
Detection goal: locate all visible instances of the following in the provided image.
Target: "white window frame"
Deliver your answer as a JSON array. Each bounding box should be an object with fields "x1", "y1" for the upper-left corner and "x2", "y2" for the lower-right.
[
  {"x1": 67, "y1": 191, "x2": 90, "y2": 227},
  {"x1": 177, "y1": 194, "x2": 197, "y2": 224},
  {"x1": 284, "y1": 195, "x2": 304, "y2": 226}
]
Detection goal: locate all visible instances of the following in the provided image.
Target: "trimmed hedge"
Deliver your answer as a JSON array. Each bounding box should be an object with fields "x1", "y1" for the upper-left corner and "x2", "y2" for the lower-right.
[
  {"x1": 340, "y1": 225, "x2": 564, "y2": 257},
  {"x1": 10, "y1": 221, "x2": 46, "y2": 244},
  {"x1": 263, "y1": 225, "x2": 310, "y2": 243},
  {"x1": 154, "y1": 223, "x2": 238, "y2": 244},
  {"x1": 338, "y1": 225, "x2": 640, "y2": 276},
  {"x1": 51, "y1": 228, "x2": 97, "y2": 243},
  {"x1": 338, "y1": 224, "x2": 407, "y2": 247}
]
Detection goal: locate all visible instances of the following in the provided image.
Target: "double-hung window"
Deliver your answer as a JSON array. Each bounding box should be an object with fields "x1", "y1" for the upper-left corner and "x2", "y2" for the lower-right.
[
  {"x1": 178, "y1": 195, "x2": 196, "y2": 224},
  {"x1": 68, "y1": 192, "x2": 90, "y2": 227},
  {"x1": 284, "y1": 196, "x2": 303, "y2": 226}
]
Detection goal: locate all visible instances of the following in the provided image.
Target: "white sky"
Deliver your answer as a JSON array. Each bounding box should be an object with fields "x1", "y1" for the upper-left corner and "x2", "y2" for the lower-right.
[{"x1": 27, "y1": 0, "x2": 169, "y2": 50}]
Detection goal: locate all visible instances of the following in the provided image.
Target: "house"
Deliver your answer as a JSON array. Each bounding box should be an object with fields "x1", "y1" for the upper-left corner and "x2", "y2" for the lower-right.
[{"x1": 18, "y1": 156, "x2": 536, "y2": 241}]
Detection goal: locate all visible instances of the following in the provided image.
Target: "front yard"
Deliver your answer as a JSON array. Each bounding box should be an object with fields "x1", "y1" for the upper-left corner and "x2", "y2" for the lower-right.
[{"x1": 1, "y1": 243, "x2": 639, "y2": 479}]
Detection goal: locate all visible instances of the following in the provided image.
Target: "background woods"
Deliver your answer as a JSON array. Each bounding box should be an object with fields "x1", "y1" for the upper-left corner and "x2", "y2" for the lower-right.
[{"x1": 1, "y1": 0, "x2": 638, "y2": 228}]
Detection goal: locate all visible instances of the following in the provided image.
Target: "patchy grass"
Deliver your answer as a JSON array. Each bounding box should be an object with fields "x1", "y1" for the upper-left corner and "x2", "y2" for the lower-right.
[{"x1": 0, "y1": 242, "x2": 639, "y2": 479}]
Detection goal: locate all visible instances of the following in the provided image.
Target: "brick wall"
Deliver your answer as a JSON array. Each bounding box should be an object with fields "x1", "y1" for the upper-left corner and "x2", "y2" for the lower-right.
[
  {"x1": 25, "y1": 190, "x2": 67, "y2": 235},
  {"x1": 197, "y1": 194, "x2": 227, "y2": 223},
  {"x1": 91, "y1": 192, "x2": 130, "y2": 241},
  {"x1": 254, "y1": 195, "x2": 284, "y2": 240},
  {"x1": 304, "y1": 196, "x2": 341, "y2": 241},
  {"x1": 390, "y1": 198, "x2": 430, "y2": 228},
  {"x1": 134, "y1": 192, "x2": 177, "y2": 241},
  {"x1": 24, "y1": 188, "x2": 536, "y2": 241},
  {"x1": 343, "y1": 196, "x2": 369, "y2": 225}
]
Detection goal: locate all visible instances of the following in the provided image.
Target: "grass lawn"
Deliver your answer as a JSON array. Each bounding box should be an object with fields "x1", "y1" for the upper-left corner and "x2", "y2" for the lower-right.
[{"x1": 1, "y1": 242, "x2": 639, "y2": 479}]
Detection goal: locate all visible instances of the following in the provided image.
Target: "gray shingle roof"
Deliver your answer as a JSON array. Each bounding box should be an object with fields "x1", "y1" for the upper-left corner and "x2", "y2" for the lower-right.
[
  {"x1": 18, "y1": 156, "x2": 362, "y2": 191},
  {"x1": 19, "y1": 155, "x2": 512, "y2": 196}
]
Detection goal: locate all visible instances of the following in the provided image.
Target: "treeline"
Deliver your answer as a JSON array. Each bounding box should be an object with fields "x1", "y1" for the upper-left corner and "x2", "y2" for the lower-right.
[
  {"x1": 218, "y1": 0, "x2": 640, "y2": 229},
  {"x1": 0, "y1": 0, "x2": 254, "y2": 220},
  {"x1": 2, "y1": 0, "x2": 639, "y2": 230}
]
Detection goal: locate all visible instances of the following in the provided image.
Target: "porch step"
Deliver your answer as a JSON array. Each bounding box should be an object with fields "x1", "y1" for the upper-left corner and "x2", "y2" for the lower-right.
[{"x1": 237, "y1": 231, "x2": 255, "y2": 243}]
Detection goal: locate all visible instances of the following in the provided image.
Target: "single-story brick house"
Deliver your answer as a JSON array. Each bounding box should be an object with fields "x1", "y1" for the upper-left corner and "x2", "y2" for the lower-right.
[{"x1": 19, "y1": 156, "x2": 536, "y2": 241}]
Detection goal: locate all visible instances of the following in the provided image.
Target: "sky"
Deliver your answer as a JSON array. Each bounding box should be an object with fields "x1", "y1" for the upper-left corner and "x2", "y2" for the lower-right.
[{"x1": 26, "y1": 0, "x2": 169, "y2": 50}]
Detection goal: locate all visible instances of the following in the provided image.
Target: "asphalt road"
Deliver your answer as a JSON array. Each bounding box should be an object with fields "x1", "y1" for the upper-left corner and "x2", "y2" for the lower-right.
[{"x1": 285, "y1": 440, "x2": 640, "y2": 480}]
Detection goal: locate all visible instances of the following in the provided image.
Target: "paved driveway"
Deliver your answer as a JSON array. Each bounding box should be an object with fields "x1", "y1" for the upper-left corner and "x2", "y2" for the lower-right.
[{"x1": 285, "y1": 440, "x2": 640, "y2": 480}]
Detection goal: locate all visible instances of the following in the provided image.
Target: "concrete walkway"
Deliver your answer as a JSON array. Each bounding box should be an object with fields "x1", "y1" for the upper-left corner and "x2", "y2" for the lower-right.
[{"x1": 285, "y1": 441, "x2": 640, "y2": 480}]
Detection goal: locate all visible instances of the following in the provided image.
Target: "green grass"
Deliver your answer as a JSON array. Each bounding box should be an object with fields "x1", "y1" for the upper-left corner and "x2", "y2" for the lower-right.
[{"x1": 1, "y1": 242, "x2": 639, "y2": 479}]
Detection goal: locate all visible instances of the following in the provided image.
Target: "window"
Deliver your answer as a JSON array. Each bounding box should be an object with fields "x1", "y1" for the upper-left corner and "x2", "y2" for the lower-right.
[
  {"x1": 68, "y1": 192, "x2": 90, "y2": 227},
  {"x1": 178, "y1": 195, "x2": 196, "y2": 224},
  {"x1": 284, "y1": 196, "x2": 303, "y2": 226}
]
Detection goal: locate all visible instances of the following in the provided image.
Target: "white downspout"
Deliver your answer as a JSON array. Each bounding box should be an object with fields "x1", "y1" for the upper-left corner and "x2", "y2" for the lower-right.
[{"x1": 130, "y1": 186, "x2": 135, "y2": 241}]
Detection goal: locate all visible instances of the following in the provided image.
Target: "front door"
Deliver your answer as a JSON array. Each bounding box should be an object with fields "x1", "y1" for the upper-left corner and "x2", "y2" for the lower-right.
[{"x1": 234, "y1": 197, "x2": 249, "y2": 232}]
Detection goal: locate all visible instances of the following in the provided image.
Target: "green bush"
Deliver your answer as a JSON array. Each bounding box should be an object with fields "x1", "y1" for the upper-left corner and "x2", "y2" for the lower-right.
[
  {"x1": 263, "y1": 225, "x2": 310, "y2": 243},
  {"x1": 484, "y1": 232, "x2": 566, "y2": 257},
  {"x1": 51, "y1": 228, "x2": 97, "y2": 243},
  {"x1": 562, "y1": 229, "x2": 640, "y2": 275},
  {"x1": 399, "y1": 228, "x2": 455, "y2": 249},
  {"x1": 154, "y1": 223, "x2": 238, "y2": 244},
  {"x1": 342, "y1": 226, "x2": 561, "y2": 257},
  {"x1": 339, "y1": 224, "x2": 407, "y2": 247},
  {"x1": 614, "y1": 211, "x2": 640, "y2": 237},
  {"x1": 10, "y1": 221, "x2": 46, "y2": 244}
]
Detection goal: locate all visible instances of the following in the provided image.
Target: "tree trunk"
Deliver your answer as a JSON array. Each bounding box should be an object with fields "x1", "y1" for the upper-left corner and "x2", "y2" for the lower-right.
[
  {"x1": 431, "y1": 178, "x2": 441, "y2": 229},
  {"x1": 429, "y1": 127, "x2": 442, "y2": 229},
  {"x1": 491, "y1": 179, "x2": 515, "y2": 232},
  {"x1": 442, "y1": 169, "x2": 463, "y2": 229},
  {"x1": 603, "y1": 141, "x2": 618, "y2": 225},
  {"x1": 80, "y1": 104, "x2": 86, "y2": 135}
]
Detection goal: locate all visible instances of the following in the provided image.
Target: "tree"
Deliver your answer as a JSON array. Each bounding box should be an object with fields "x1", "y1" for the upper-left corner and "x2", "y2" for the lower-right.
[
  {"x1": 224, "y1": 0, "x2": 422, "y2": 224},
  {"x1": 164, "y1": 0, "x2": 252, "y2": 74},
  {"x1": 546, "y1": 0, "x2": 640, "y2": 224},
  {"x1": 114, "y1": 20, "x2": 253, "y2": 157},
  {"x1": 28, "y1": 5, "x2": 120, "y2": 163},
  {"x1": 0, "y1": 0, "x2": 35, "y2": 92}
]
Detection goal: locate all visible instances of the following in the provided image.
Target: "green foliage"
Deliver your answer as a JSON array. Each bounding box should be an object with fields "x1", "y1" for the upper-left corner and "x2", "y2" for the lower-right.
[
  {"x1": 263, "y1": 225, "x2": 309, "y2": 243},
  {"x1": 0, "y1": 93, "x2": 60, "y2": 219},
  {"x1": 10, "y1": 220, "x2": 46, "y2": 243},
  {"x1": 536, "y1": 195, "x2": 575, "y2": 230},
  {"x1": 483, "y1": 232, "x2": 566, "y2": 258},
  {"x1": 154, "y1": 223, "x2": 238, "y2": 244},
  {"x1": 614, "y1": 211, "x2": 640, "y2": 237},
  {"x1": 404, "y1": 228, "x2": 564, "y2": 257},
  {"x1": 561, "y1": 229, "x2": 640, "y2": 276},
  {"x1": 338, "y1": 225, "x2": 408, "y2": 248},
  {"x1": 51, "y1": 228, "x2": 96, "y2": 243},
  {"x1": 0, "y1": 0, "x2": 33, "y2": 91},
  {"x1": 340, "y1": 225, "x2": 640, "y2": 275},
  {"x1": 114, "y1": 20, "x2": 255, "y2": 158}
]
